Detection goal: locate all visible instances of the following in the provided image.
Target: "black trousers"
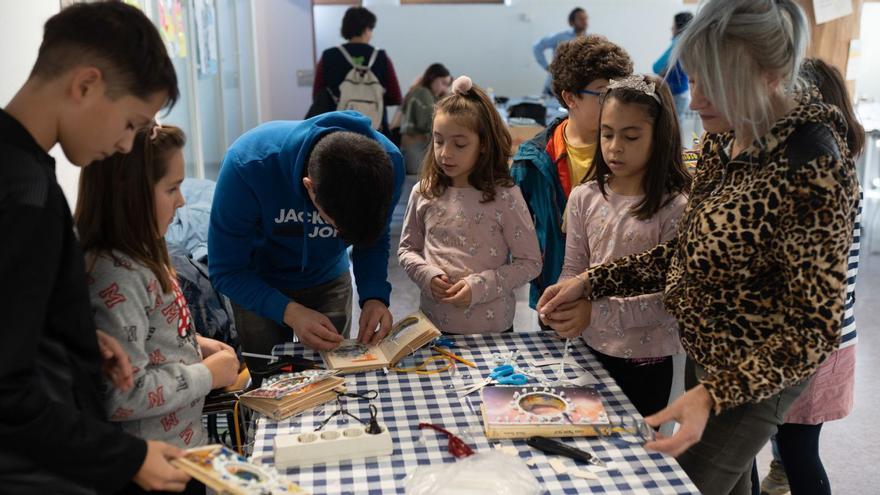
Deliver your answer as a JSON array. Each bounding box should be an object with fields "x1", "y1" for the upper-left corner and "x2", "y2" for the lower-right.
[
  {"x1": 588, "y1": 348, "x2": 673, "y2": 418},
  {"x1": 232, "y1": 273, "x2": 352, "y2": 372}
]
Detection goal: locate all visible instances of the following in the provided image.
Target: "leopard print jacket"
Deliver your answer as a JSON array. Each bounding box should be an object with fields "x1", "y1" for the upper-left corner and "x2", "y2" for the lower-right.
[{"x1": 585, "y1": 100, "x2": 860, "y2": 413}]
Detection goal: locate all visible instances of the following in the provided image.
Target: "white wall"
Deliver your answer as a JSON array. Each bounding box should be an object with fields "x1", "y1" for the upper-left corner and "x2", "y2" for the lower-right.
[
  {"x1": 252, "y1": 0, "x2": 315, "y2": 122},
  {"x1": 314, "y1": 0, "x2": 696, "y2": 99},
  {"x1": 0, "y1": 1, "x2": 81, "y2": 209},
  {"x1": 857, "y1": 3, "x2": 880, "y2": 103}
]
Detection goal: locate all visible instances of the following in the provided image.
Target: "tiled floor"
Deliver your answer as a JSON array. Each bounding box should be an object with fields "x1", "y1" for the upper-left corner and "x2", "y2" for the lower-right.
[{"x1": 352, "y1": 176, "x2": 880, "y2": 494}]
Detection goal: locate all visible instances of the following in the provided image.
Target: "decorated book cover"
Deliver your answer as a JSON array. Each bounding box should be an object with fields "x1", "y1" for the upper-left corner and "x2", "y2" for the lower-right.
[
  {"x1": 481, "y1": 385, "x2": 610, "y2": 439},
  {"x1": 240, "y1": 370, "x2": 344, "y2": 420},
  {"x1": 172, "y1": 445, "x2": 308, "y2": 494}
]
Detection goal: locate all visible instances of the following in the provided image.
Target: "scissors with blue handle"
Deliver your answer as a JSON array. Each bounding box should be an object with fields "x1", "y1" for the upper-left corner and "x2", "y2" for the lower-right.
[
  {"x1": 434, "y1": 337, "x2": 457, "y2": 348},
  {"x1": 457, "y1": 364, "x2": 528, "y2": 396}
]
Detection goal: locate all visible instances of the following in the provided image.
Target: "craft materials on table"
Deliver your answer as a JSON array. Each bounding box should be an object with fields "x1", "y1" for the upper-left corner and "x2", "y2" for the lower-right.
[
  {"x1": 418, "y1": 423, "x2": 475, "y2": 458},
  {"x1": 480, "y1": 385, "x2": 610, "y2": 439},
  {"x1": 456, "y1": 364, "x2": 529, "y2": 396},
  {"x1": 320, "y1": 311, "x2": 441, "y2": 374},
  {"x1": 254, "y1": 332, "x2": 700, "y2": 494},
  {"x1": 558, "y1": 338, "x2": 571, "y2": 378},
  {"x1": 239, "y1": 370, "x2": 345, "y2": 421},
  {"x1": 526, "y1": 436, "x2": 605, "y2": 467},
  {"x1": 431, "y1": 345, "x2": 476, "y2": 368},
  {"x1": 172, "y1": 444, "x2": 307, "y2": 494}
]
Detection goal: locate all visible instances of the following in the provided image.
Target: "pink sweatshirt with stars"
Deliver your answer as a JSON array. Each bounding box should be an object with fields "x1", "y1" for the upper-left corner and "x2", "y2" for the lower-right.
[
  {"x1": 561, "y1": 181, "x2": 686, "y2": 359},
  {"x1": 398, "y1": 183, "x2": 542, "y2": 333}
]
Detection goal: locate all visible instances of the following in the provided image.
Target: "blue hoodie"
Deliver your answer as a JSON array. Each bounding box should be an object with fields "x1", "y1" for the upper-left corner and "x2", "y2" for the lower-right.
[{"x1": 208, "y1": 111, "x2": 404, "y2": 325}]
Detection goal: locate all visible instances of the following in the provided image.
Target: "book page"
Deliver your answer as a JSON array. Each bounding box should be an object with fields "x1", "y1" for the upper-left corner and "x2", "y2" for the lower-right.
[
  {"x1": 323, "y1": 340, "x2": 390, "y2": 370},
  {"x1": 378, "y1": 312, "x2": 440, "y2": 364}
]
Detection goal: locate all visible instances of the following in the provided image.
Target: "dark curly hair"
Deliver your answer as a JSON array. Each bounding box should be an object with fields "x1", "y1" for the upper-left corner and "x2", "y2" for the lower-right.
[
  {"x1": 550, "y1": 34, "x2": 633, "y2": 109},
  {"x1": 307, "y1": 131, "x2": 393, "y2": 246},
  {"x1": 420, "y1": 82, "x2": 513, "y2": 204}
]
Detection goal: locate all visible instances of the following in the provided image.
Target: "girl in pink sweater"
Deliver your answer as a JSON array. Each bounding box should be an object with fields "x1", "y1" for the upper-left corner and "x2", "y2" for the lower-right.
[
  {"x1": 398, "y1": 76, "x2": 541, "y2": 334},
  {"x1": 542, "y1": 75, "x2": 691, "y2": 417}
]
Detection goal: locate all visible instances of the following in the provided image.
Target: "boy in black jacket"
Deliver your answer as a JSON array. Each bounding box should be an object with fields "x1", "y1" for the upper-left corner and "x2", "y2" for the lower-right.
[{"x1": 0, "y1": 3, "x2": 190, "y2": 493}]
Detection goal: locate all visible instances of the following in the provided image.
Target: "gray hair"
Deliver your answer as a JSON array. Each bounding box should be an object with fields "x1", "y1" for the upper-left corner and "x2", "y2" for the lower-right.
[{"x1": 673, "y1": 0, "x2": 809, "y2": 140}]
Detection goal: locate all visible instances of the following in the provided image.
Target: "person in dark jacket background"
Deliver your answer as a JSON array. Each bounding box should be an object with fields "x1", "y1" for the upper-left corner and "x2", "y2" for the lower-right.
[{"x1": 312, "y1": 7, "x2": 402, "y2": 134}]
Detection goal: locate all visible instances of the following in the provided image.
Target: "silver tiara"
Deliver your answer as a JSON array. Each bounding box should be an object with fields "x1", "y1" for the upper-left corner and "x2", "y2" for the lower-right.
[{"x1": 607, "y1": 75, "x2": 661, "y2": 104}]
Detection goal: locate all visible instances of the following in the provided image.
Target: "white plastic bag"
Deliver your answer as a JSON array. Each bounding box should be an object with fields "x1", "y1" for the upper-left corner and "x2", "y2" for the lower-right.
[{"x1": 404, "y1": 451, "x2": 542, "y2": 495}]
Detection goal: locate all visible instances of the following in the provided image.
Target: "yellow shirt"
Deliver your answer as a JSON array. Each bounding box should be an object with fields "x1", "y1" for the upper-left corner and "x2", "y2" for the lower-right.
[
  {"x1": 562, "y1": 125, "x2": 596, "y2": 188},
  {"x1": 560, "y1": 124, "x2": 597, "y2": 232}
]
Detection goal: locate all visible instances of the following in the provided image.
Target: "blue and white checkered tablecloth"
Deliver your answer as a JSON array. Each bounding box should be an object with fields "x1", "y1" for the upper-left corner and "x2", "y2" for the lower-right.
[{"x1": 251, "y1": 332, "x2": 699, "y2": 494}]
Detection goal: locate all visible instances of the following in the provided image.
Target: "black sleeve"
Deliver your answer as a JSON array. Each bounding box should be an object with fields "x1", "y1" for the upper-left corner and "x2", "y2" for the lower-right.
[{"x1": 0, "y1": 172, "x2": 146, "y2": 494}]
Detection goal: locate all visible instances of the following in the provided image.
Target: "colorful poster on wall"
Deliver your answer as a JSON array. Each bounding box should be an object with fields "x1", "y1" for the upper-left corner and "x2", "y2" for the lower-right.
[
  {"x1": 194, "y1": 0, "x2": 219, "y2": 76},
  {"x1": 158, "y1": 0, "x2": 188, "y2": 58},
  {"x1": 813, "y1": 0, "x2": 853, "y2": 25}
]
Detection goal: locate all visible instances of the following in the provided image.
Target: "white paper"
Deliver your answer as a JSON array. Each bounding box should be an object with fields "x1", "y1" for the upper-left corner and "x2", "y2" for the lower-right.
[
  {"x1": 813, "y1": 0, "x2": 853, "y2": 25},
  {"x1": 527, "y1": 356, "x2": 581, "y2": 368},
  {"x1": 567, "y1": 374, "x2": 598, "y2": 386},
  {"x1": 846, "y1": 39, "x2": 862, "y2": 81}
]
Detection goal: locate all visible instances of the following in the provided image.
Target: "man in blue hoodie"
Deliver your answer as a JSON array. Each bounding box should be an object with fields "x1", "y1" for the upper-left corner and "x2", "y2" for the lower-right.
[{"x1": 209, "y1": 111, "x2": 404, "y2": 367}]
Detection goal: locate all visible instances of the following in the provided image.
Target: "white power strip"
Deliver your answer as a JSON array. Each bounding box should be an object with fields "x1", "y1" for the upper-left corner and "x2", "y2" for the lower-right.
[{"x1": 274, "y1": 423, "x2": 393, "y2": 468}]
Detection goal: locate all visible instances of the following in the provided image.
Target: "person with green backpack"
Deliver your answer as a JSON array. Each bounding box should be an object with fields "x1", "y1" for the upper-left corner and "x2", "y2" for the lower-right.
[{"x1": 311, "y1": 7, "x2": 402, "y2": 135}]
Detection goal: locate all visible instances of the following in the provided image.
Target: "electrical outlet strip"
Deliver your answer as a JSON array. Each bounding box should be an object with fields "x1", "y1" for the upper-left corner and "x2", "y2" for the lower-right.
[{"x1": 274, "y1": 423, "x2": 393, "y2": 468}]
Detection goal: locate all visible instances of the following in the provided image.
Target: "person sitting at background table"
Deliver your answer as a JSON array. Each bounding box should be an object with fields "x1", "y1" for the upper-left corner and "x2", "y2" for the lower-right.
[{"x1": 400, "y1": 63, "x2": 452, "y2": 175}]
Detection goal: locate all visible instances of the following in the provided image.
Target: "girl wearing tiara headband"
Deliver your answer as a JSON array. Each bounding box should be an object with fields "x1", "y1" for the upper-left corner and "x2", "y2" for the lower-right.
[
  {"x1": 76, "y1": 125, "x2": 240, "y2": 464},
  {"x1": 398, "y1": 76, "x2": 541, "y2": 334},
  {"x1": 541, "y1": 74, "x2": 691, "y2": 418}
]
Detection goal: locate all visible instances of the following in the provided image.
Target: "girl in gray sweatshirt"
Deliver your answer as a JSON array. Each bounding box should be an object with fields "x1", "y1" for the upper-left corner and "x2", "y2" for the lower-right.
[{"x1": 76, "y1": 124, "x2": 240, "y2": 449}]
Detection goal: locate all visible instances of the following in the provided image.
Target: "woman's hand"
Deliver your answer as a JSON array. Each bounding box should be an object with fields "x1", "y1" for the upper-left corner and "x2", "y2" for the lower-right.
[
  {"x1": 537, "y1": 275, "x2": 590, "y2": 316},
  {"x1": 643, "y1": 384, "x2": 714, "y2": 457},
  {"x1": 540, "y1": 299, "x2": 591, "y2": 339}
]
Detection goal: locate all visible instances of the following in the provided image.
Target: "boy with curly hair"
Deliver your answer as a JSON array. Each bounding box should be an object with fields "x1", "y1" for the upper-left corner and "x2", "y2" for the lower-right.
[{"x1": 511, "y1": 35, "x2": 633, "y2": 310}]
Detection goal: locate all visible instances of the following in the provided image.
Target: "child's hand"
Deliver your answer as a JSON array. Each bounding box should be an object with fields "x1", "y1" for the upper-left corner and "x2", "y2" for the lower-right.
[
  {"x1": 203, "y1": 349, "x2": 240, "y2": 389},
  {"x1": 430, "y1": 274, "x2": 452, "y2": 300},
  {"x1": 540, "y1": 299, "x2": 591, "y2": 338},
  {"x1": 96, "y1": 329, "x2": 134, "y2": 391},
  {"x1": 441, "y1": 280, "x2": 472, "y2": 308},
  {"x1": 196, "y1": 335, "x2": 234, "y2": 358}
]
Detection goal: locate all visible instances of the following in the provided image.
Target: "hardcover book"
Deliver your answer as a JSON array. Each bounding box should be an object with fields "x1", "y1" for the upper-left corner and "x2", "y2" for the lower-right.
[
  {"x1": 320, "y1": 311, "x2": 441, "y2": 374},
  {"x1": 481, "y1": 385, "x2": 610, "y2": 439},
  {"x1": 240, "y1": 370, "x2": 345, "y2": 421},
  {"x1": 172, "y1": 444, "x2": 307, "y2": 494}
]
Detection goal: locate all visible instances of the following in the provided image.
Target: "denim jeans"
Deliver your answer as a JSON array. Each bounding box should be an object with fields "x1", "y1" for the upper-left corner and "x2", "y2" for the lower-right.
[{"x1": 677, "y1": 360, "x2": 809, "y2": 495}]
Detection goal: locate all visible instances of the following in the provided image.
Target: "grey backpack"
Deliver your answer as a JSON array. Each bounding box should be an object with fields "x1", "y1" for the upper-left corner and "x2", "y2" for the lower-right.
[{"x1": 336, "y1": 45, "x2": 385, "y2": 129}]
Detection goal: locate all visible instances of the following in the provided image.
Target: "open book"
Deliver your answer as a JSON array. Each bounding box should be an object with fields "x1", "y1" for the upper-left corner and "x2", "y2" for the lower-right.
[
  {"x1": 481, "y1": 385, "x2": 611, "y2": 439},
  {"x1": 171, "y1": 444, "x2": 308, "y2": 494},
  {"x1": 320, "y1": 311, "x2": 441, "y2": 374},
  {"x1": 240, "y1": 370, "x2": 345, "y2": 421}
]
